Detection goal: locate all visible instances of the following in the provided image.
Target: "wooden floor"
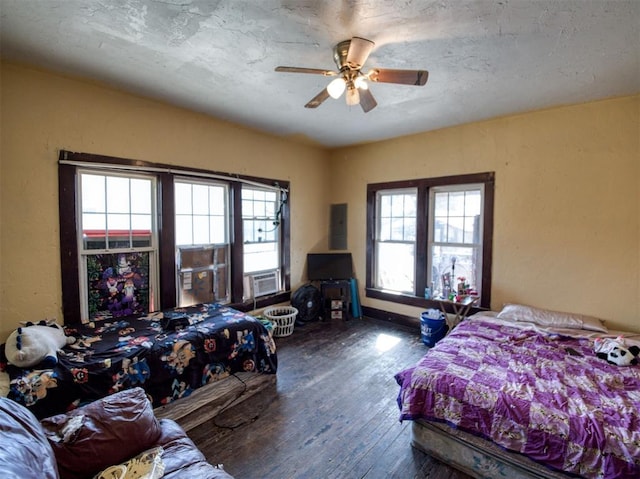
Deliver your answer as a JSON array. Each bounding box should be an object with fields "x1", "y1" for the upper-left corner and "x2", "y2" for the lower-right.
[{"x1": 189, "y1": 317, "x2": 473, "y2": 479}]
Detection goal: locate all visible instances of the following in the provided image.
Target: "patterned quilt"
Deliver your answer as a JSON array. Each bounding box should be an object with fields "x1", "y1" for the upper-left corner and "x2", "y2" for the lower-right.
[
  {"x1": 2, "y1": 303, "x2": 277, "y2": 419},
  {"x1": 395, "y1": 314, "x2": 640, "y2": 479}
]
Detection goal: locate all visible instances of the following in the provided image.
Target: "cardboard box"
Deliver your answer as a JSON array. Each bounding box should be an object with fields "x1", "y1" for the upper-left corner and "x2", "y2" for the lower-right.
[
  {"x1": 179, "y1": 270, "x2": 214, "y2": 306},
  {"x1": 180, "y1": 248, "x2": 214, "y2": 269}
]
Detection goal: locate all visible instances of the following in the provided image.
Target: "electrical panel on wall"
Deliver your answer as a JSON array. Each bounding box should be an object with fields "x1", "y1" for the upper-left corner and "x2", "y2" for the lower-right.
[{"x1": 330, "y1": 203, "x2": 347, "y2": 250}]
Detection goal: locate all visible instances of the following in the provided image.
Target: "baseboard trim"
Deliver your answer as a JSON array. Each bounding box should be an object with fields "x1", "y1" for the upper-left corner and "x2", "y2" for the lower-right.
[{"x1": 361, "y1": 306, "x2": 419, "y2": 329}]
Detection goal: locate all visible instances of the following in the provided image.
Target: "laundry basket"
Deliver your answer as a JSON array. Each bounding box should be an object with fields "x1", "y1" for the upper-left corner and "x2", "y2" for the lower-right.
[{"x1": 263, "y1": 306, "x2": 299, "y2": 337}]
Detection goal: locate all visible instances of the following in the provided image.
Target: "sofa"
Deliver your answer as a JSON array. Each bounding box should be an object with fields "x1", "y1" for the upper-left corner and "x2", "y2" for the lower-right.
[{"x1": 0, "y1": 387, "x2": 234, "y2": 479}]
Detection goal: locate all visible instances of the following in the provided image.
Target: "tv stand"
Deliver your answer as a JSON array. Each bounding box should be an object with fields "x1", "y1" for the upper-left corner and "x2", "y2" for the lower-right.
[{"x1": 320, "y1": 280, "x2": 351, "y2": 321}]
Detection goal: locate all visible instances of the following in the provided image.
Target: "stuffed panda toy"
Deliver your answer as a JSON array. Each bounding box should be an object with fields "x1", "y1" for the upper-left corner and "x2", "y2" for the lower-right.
[{"x1": 593, "y1": 336, "x2": 640, "y2": 366}]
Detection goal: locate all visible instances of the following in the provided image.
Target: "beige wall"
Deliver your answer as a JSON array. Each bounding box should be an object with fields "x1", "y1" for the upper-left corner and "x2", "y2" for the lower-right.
[
  {"x1": 0, "y1": 62, "x2": 330, "y2": 341},
  {"x1": 1, "y1": 61, "x2": 638, "y2": 340},
  {"x1": 329, "y1": 95, "x2": 640, "y2": 332}
]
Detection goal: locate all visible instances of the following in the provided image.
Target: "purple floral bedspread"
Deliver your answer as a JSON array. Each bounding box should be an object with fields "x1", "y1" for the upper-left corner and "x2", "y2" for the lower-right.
[{"x1": 395, "y1": 315, "x2": 640, "y2": 479}]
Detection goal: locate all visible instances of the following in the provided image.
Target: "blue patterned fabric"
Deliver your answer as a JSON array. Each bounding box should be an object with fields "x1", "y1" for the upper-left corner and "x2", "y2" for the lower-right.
[{"x1": 3, "y1": 304, "x2": 277, "y2": 418}]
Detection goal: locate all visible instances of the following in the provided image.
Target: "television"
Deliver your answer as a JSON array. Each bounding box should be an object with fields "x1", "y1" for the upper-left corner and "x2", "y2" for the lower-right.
[{"x1": 306, "y1": 253, "x2": 353, "y2": 281}]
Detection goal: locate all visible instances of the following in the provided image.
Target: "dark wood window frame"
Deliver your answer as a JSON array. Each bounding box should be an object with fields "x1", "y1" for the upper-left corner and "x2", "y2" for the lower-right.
[
  {"x1": 58, "y1": 150, "x2": 291, "y2": 325},
  {"x1": 365, "y1": 172, "x2": 494, "y2": 312}
]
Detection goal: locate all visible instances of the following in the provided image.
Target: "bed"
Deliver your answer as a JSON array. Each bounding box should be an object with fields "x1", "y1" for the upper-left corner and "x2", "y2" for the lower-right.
[
  {"x1": 395, "y1": 304, "x2": 640, "y2": 479},
  {"x1": 2, "y1": 303, "x2": 277, "y2": 421}
]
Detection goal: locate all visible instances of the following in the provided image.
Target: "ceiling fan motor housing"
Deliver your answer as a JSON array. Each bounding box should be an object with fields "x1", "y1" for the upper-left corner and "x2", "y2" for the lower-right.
[{"x1": 333, "y1": 40, "x2": 353, "y2": 70}]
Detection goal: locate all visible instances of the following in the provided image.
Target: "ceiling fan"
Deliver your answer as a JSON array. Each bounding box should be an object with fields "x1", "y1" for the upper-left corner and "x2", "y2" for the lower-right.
[{"x1": 275, "y1": 37, "x2": 428, "y2": 113}]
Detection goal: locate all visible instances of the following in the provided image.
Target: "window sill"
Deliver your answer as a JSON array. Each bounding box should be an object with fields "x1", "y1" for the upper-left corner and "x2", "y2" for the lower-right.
[
  {"x1": 365, "y1": 288, "x2": 486, "y2": 315},
  {"x1": 231, "y1": 291, "x2": 291, "y2": 313}
]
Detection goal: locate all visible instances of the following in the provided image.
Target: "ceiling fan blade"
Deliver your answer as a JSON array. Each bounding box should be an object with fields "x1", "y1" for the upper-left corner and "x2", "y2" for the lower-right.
[
  {"x1": 304, "y1": 88, "x2": 331, "y2": 108},
  {"x1": 368, "y1": 68, "x2": 429, "y2": 86},
  {"x1": 275, "y1": 66, "x2": 337, "y2": 76},
  {"x1": 358, "y1": 87, "x2": 377, "y2": 113},
  {"x1": 346, "y1": 37, "x2": 375, "y2": 69}
]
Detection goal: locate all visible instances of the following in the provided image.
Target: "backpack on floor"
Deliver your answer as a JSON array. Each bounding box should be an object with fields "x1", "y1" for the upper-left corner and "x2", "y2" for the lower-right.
[{"x1": 291, "y1": 284, "x2": 322, "y2": 323}]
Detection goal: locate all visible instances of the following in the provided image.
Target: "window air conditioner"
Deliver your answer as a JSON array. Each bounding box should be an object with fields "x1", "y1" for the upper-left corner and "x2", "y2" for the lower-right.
[{"x1": 248, "y1": 271, "x2": 279, "y2": 298}]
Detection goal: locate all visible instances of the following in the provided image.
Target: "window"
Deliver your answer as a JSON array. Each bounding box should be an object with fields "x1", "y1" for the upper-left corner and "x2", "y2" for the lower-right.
[
  {"x1": 366, "y1": 173, "x2": 494, "y2": 309},
  {"x1": 429, "y1": 185, "x2": 484, "y2": 298},
  {"x1": 374, "y1": 189, "x2": 416, "y2": 293},
  {"x1": 174, "y1": 180, "x2": 230, "y2": 306},
  {"x1": 242, "y1": 187, "x2": 280, "y2": 274},
  {"x1": 78, "y1": 171, "x2": 158, "y2": 320},
  {"x1": 58, "y1": 151, "x2": 291, "y2": 324},
  {"x1": 241, "y1": 186, "x2": 284, "y2": 300}
]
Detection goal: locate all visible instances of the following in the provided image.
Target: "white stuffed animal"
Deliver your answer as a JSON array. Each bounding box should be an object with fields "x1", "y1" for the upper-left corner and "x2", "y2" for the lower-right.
[
  {"x1": 593, "y1": 336, "x2": 640, "y2": 367},
  {"x1": 4, "y1": 320, "x2": 75, "y2": 368}
]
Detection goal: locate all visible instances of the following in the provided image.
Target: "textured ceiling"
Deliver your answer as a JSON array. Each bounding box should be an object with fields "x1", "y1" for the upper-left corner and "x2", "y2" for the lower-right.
[{"x1": 1, "y1": 0, "x2": 638, "y2": 148}]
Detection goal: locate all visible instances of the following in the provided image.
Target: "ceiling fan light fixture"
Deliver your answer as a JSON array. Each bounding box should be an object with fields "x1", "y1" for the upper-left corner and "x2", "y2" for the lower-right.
[
  {"x1": 275, "y1": 36, "x2": 429, "y2": 112},
  {"x1": 346, "y1": 86, "x2": 360, "y2": 106},
  {"x1": 354, "y1": 76, "x2": 368, "y2": 90},
  {"x1": 327, "y1": 77, "x2": 346, "y2": 99}
]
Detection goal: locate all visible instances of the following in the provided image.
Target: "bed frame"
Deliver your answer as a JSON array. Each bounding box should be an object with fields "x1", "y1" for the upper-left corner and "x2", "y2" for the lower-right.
[
  {"x1": 154, "y1": 372, "x2": 276, "y2": 432},
  {"x1": 411, "y1": 419, "x2": 572, "y2": 479}
]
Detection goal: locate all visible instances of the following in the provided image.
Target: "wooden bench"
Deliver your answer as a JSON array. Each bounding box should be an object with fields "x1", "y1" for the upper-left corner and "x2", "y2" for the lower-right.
[{"x1": 154, "y1": 372, "x2": 276, "y2": 432}]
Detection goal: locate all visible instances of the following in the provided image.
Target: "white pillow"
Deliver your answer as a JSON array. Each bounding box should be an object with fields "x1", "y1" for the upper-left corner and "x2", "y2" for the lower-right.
[{"x1": 496, "y1": 304, "x2": 608, "y2": 333}]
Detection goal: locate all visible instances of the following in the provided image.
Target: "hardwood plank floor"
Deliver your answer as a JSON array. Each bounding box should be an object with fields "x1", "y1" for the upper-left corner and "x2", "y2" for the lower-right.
[{"x1": 189, "y1": 317, "x2": 473, "y2": 479}]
